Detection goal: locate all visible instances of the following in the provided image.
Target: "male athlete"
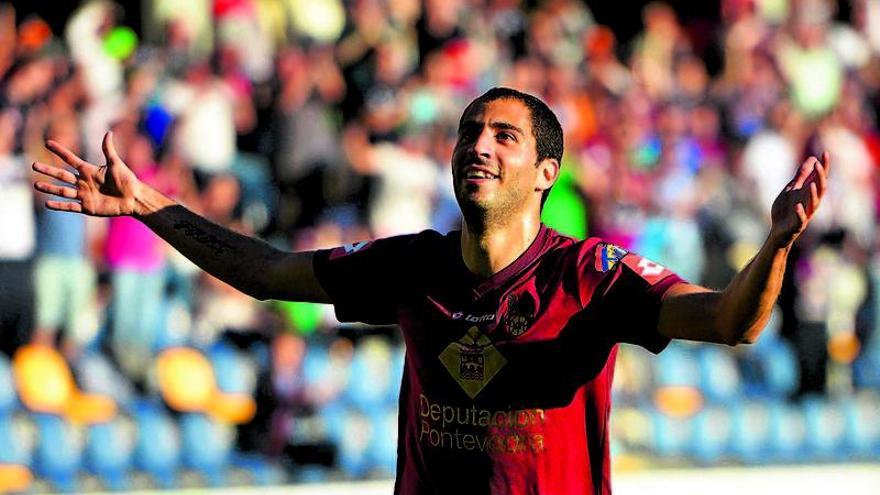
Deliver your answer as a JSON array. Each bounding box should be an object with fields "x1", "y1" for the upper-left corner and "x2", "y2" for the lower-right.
[{"x1": 33, "y1": 87, "x2": 830, "y2": 494}]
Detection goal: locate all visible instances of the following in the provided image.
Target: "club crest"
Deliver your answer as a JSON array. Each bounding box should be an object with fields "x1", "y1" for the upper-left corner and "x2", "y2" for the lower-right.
[
  {"x1": 594, "y1": 243, "x2": 628, "y2": 272},
  {"x1": 502, "y1": 292, "x2": 536, "y2": 337}
]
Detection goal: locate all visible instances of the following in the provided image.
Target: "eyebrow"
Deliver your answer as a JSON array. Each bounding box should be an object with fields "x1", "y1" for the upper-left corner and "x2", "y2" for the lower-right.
[
  {"x1": 490, "y1": 121, "x2": 525, "y2": 136},
  {"x1": 459, "y1": 120, "x2": 526, "y2": 137}
]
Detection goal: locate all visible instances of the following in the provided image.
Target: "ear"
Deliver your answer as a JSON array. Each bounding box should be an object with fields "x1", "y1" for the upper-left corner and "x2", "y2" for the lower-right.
[{"x1": 535, "y1": 158, "x2": 560, "y2": 194}]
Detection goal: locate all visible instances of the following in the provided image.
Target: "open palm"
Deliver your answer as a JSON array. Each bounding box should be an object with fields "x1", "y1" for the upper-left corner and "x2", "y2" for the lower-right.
[
  {"x1": 769, "y1": 151, "x2": 831, "y2": 248},
  {"x1": 33, "y1": 131, "x2": 142, "y2": 217}
]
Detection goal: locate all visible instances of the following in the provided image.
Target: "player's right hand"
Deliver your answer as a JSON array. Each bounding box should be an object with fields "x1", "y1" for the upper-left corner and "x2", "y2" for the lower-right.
[{"x1": 33, "y1": 131, "x2": 142, "y2": 217}]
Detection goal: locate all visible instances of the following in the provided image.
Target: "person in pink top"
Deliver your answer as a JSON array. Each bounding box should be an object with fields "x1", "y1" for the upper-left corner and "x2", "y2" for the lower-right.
[
  {"x1": 34, "y1": 88, "x2": 830, "y2": 494},
  {"x1": 103, "y1": 131, "x2": 174, "y2": 383}
]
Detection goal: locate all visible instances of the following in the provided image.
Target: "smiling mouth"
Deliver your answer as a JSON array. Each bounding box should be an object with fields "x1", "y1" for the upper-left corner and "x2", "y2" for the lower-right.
[{"x1": 462, "y1": 167, "x2": 499, "y2": 180}]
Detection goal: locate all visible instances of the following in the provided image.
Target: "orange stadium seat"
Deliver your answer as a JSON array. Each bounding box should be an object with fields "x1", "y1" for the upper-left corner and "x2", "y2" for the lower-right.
[{"x1": 12, "y1": 345, "x2": 116, "y2": 424}]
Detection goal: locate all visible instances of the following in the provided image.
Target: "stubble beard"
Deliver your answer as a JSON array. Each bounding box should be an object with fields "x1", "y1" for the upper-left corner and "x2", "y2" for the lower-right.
[{"x1": 456, "y1": 183, "x2": 525, "y2": 234}]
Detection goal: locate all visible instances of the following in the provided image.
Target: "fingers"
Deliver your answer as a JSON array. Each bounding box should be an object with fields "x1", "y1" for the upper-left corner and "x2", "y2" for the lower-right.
[
  {"x1": 808, "y1": 181, "x2": 819, "y2": 216},
  {"x1": 32, "y1": 161, "x2": 78, "y2": 185},
  {"x1": 804, "y1": 151, "x2": 830, "y2": 203},
  {"x1": 814, "y1": 158, "x2": 827, "y2": 195},
  {"x1": 795, "y1": 202, "x2": 808, "y2": 225},
  {"x1": 791, "y1": 156, "x2": 817, "y2": 190},
  {"x1": 46, "y1": 140, "x2": 90, "y2": 171},
  {"x1": 102, "y1": 131, "x2": 122, "y2": 166},
  {"x1": 45, "y1": 200, "x2": 83, "y2": 213},
  {"x1": 34, "y1": 180, "x2": 79, "y2": 199}
]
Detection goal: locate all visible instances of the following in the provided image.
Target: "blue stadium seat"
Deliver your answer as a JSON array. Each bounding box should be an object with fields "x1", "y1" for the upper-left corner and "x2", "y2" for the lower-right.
[
  {"x1": 229, "y1": 452, "x2": 286, "y2": 486},
  {"x1": 853, "y1": 335, "x2": 880, "y2": 389},
  {"x1": 131, "y1": 401, "x2": 180, "y2": 489},
  {"x1": 0, "y1": 412, "x2": 34, "y2": 466},
  {"x1": 84, "y1": 416, "x2": 136, "y2": 491},
  {"x1": 0, "y1": 354, "x2": 17, "y2": 412},
  {"x1": 696, "y1": 346, "x2": 741, "y2": 404},
  {"x1": 611, "y1": 345, "x2": 655, "y2": 406},
  {"x1": 386, "y1": 345, "x2": 406, "y2": 407},
  {"x1": 729, "y1": 400, "x2": 773, "y2": 464},
  {"x1": 610, "y1": 405, "x2": 654, "y2": 452},
  {"x1": 207, "y1": 343, "x2": 257, "y2": 395},
  {"x1": 802, "y1": 396, "x2": 847, "y2": 461},
  {"x1": 302, "y1": 345, "x2": 331, "y2": 387},
  {"x1": 303, "y1": 345, "x2": 349, "y2": 410},
  {"x1": 843, "y1": 391, "x2": 880, "y2": 458},
  {"x1": 179, "y1": 413, "x2": 234, "y2": 486},
  {"x1": 295, "y1": 465, "x2": 330, "y2": 484},
  {"x1": 653, "y1": 342, "x2": 700, "y2": 388},
  {"x1": 741, "y1": 340, "x2": 799, "y2": 399},
  {"x1": 689, "y1": 404, "x2": 734, "y2": 464},
  {"x1": 345, "y1": 338, "x2": 393, "y2": 413},
  {"x1": 335, "y1": 410, "x2": 374, "y2": 478},
  {"x1": 318, "y1": 402, "x2": 348, "y2": 446},
  {"x1": 32, "y1": 414, "x2": 83, "y2": 492},
  {"x1": 650, "y1": 409, "x2": 692, "y2": 458},
  {"x1": 73, "y1": 351, "x2": 136, "y2": 409},
  {"x1": 767, "y1": 401, "x2": 808, "y2": 462},
  {"x1": 367, "y1": 407, "x2": 398, "y2": 476}
]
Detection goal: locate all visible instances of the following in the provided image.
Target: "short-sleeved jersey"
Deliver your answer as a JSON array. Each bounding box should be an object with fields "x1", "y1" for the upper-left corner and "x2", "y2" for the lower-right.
[{"x1": 313, "y1": 225, "x2": 684, "y2": 495}]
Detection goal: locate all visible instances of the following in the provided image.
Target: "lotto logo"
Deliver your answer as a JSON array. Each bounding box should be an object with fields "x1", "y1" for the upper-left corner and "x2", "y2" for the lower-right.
[
  {"x1": 344, "y1": 241, "x2": 369, "y2": 253},
  {"x1": 623, "y1": 254, "x2": 668, "y2": 284},
  {"x1": 637, "y1": 258, "x2": 665, "y2": 277},
  {"x1": 330, "y1": 240, "x2": 373, "y2": 260}
]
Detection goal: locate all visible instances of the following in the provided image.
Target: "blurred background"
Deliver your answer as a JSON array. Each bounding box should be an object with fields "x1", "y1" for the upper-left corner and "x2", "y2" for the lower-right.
[{"x1": 0, "y1": 0, "x2": 879, "y2": 493}]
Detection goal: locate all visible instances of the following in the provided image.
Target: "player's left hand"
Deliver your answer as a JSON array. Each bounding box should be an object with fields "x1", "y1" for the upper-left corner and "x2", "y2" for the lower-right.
[{"x1": 768, "y1": 151, "x2": 830, "y2": 249}]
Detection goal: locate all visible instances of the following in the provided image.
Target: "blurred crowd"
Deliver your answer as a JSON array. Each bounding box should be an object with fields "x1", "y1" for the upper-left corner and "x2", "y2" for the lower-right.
[{"x1": 1, "y1": 0, "x2": 880, "y2": 486}]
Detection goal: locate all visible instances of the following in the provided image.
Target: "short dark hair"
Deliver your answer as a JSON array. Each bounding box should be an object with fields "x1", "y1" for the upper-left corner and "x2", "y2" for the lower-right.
[{"x1": 460, "y1": 87, "x2": 564, "y2": 206}]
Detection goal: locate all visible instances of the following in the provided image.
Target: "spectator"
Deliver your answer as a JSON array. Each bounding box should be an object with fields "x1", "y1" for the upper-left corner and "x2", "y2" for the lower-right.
[{"x1": 0, "y1": 109, "x2": 35, "y2": 356}]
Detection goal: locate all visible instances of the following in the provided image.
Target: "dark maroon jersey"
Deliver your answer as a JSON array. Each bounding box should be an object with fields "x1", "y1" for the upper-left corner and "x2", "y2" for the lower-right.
[{"x1": 313, "y1": 225, "x2": 684, "y2": 495}]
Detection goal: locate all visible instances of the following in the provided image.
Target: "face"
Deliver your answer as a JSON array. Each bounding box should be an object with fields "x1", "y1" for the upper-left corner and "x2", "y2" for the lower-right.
[{"x1": 452, "y1": 98, "x2": 548, "y2": 222}]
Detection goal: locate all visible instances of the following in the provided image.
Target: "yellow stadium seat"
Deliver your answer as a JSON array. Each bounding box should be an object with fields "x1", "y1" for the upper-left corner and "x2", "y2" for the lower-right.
[
  {"x1": 653, "y1": 385, "x2": 703, "y2": 418},
  {"x1": 155, "y1": 347, "x2": 256, "y2": 424},
  {"x1": 13, "y1": 345, "x2": 75, "y2": 414},
  {"x1": 12, "y1": 344, "x2": 117, "y2": 424},
  {"x1": 156, "y1": 347, "x2": 216, "y2": 412},
  {"x1": 0, "y1": 464, "x2": 32, "y2": 493}
]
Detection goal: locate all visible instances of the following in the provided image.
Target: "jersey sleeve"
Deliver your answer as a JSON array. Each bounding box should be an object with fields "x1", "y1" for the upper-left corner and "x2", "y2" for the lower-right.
[
  {"x1": 312, "y1": 233, "x2": 421, "y2": 325},
  {"x1": 579, "y1": 241, "x2": 686, "y2": 354}
]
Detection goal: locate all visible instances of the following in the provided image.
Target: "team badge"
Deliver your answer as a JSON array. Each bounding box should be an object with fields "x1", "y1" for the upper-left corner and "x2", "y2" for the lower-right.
[
  {"x1": 439, "y1": 327, "x2": 507, "y2": 399},
  {"x1": 595, "y1": 243, "x2": 628, "y2": 272},
  {"x1": 502, "y1": 292, "x2": 536, "y2": 337}
]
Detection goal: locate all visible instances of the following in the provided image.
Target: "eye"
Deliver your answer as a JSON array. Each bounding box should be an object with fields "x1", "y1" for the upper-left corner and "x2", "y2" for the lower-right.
[
  {"x1": 458, "y1": 125, "x2": 479, "y2": 142},
  {"x1": 497, "y1": 131, "x2": 516, "y2": 142}
]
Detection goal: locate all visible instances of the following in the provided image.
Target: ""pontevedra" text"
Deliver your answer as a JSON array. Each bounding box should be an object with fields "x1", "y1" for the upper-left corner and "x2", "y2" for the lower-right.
[{"x1": 419, "y1": 393, "x2": 546, "y2": 453}]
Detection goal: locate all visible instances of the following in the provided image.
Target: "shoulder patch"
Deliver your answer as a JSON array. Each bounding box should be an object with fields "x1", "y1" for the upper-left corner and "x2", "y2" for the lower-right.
[
  {"x1": 621, "y1": 253, "x2": 669, "y2": 285},
  {"x1": 594, "y1": 243, "x2": 628, "y2": 272},
  {"x1": 329, "y1": 240, "x2": 373, "y2": 260}
]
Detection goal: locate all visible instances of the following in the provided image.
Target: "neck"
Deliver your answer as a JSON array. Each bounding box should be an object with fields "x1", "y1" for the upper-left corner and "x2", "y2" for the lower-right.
[{"x1": 460, "y1": 212, "x2": 542, "y2": 277}]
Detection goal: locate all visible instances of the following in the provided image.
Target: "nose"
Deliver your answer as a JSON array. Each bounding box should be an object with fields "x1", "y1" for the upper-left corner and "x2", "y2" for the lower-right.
[{"x1": 473, "y1": 127, "x2": 494, "y2": 160}]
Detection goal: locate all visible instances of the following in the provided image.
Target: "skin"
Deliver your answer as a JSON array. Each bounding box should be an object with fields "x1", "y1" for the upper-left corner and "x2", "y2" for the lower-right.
[
  {"x1": 32, "y1": 98, "x2": 831, "y2": 346},
  {"x1": 452, "y1": 98, "x2": 559, "y2": 276}
]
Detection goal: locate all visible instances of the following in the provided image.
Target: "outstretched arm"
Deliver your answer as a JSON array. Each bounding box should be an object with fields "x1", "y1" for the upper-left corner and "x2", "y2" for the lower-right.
[
  {"x1": 32, "y1": 132, "x2": 330, "y2": 303},
  {"x1": 657, "y1": 152, "x2": 831, "y2": 345}
]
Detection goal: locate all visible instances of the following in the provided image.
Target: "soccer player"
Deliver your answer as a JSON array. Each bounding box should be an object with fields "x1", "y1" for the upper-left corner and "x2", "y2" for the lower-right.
[{"x1": 33, "y1": 88, "x2": 830, "y2": 494}]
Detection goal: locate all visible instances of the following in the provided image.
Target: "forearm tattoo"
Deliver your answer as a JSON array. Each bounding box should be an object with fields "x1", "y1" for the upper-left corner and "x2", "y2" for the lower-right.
[{"x1": 173, "y1": 220, "x2": 236, "y2": 255}]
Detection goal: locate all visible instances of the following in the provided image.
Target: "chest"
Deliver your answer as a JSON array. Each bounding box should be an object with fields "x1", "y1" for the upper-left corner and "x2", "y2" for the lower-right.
[{"x1": 399, "y1": 278, "x2": 612, "y2": 408}]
